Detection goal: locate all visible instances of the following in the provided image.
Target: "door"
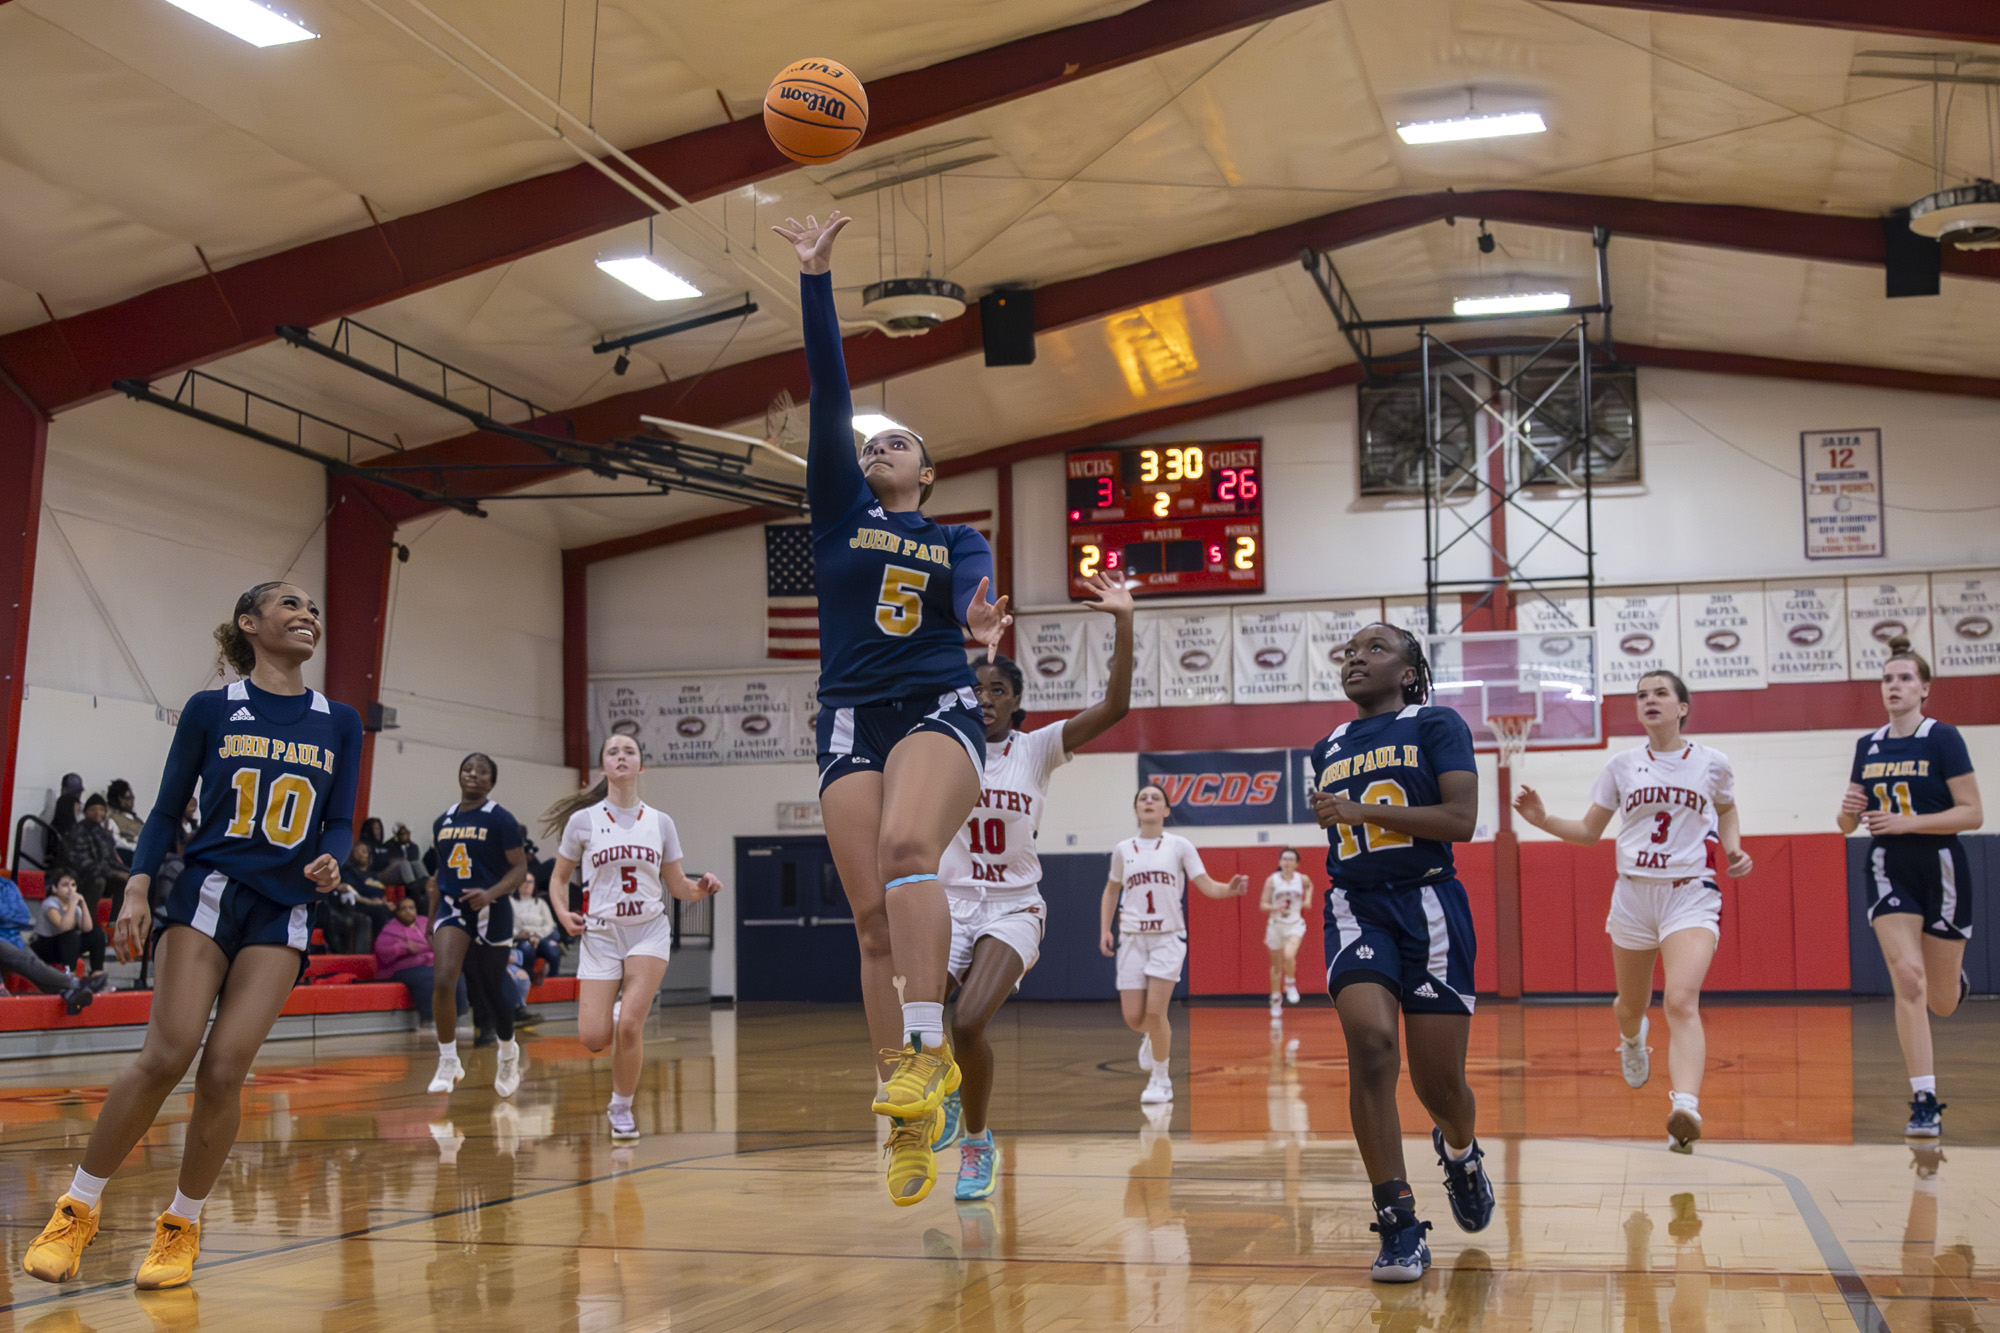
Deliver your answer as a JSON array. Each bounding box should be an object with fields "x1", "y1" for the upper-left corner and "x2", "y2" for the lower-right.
[{"x1": 735, "y1": 836, "x2": 862, "y2": 1001}]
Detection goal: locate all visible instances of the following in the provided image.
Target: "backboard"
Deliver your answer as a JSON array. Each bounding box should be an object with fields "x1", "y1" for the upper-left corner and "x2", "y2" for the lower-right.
[{"x1": 1425, "y1": 629, "x2": 1603, "y2": 752}]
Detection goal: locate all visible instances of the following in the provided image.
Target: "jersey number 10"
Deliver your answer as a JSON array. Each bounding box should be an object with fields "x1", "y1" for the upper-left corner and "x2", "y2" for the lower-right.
[
  {"x1": 223, "y1": 768, "x2": 317, "y2": 850},
  {"x1": 964, "y1": 818, "x2": 1007, "y2": 855}
]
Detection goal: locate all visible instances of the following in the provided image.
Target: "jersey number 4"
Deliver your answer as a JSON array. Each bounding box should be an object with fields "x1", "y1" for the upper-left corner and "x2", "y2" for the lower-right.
[
  {"x1": 1332, "y1": 779, "x2": 1414, "y2": 861},
  {"x1": 875, "y1": 565, "x2": 929, "y2": 637},
  {"x1": 446, "y1": 843, "x2": 473, "y2": 879},
  {"x1": 222, "y1": 768, "x2": 316, "y2": 850}
]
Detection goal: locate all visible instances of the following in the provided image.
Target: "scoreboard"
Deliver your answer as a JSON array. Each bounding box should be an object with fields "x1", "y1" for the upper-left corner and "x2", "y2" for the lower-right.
[{"x1": 1065, "y1": 439, "x2": 1263, "y2": 599}]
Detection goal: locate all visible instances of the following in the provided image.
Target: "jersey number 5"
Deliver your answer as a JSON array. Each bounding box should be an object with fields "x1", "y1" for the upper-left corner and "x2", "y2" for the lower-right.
[
  {"x1": 1332, "y1": 779, "x2": 1414, "y2": 861},
  {"x1": 222, "y1": 768, "x2": 317, "y2": 850},
  {"x1": 875, "y1": 565, "x2": 929, "y2": 637}
]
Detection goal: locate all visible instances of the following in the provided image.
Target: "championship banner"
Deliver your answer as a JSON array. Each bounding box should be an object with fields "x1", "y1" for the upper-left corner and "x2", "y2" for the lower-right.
[
  {"x1": 589, "y1": 672, "x2": 816, "y2": 767},
  {"x1": 1085, "y1": 610, "x2": 1161, "y2": 710},
  {"x1": 1138, "y1": 750, "x2": 1290, "y2": 827},
  {"x1": 1015, "y1": 613, "x2": 1090, "y2": 713},
  {"x1": 1678, "y1": 583, "x2": 1766, "y2": 691},
  {"x1": 1383, "y1": 596, "x2": 1431, "y2": 639},
  {"x1": 1763, "y1": 582, "x2": 1847, "y2": 683},
  {"x1": 1307, "y1": 600, "x2": 1382, "y2": 701},
  {"x1": 1514, "y1": 593, "x2": 1591, "y2": 636},
  {"x1": 1932, "y1": 571, "x2": 2000, "y2": 676},
  {"x1": 1846, "y1": 578, "x2": 1932, "y2": 680},
  {"x1": 1158, "y1": 610, "x2": 1231, "y2": 707},
  {"x1": 1232, "y1": 607, "x2": 1308, "y2": 704},
  {"x1": 1595, "y1": 590, "x2": 1681, "y2": 691},
  {"x1": 1801, "y1": 428, "x2": 1885, "y2": 560}
]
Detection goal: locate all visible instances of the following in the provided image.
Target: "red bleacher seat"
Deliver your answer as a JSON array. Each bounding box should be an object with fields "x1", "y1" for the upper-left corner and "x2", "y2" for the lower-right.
[
  {"x1": 303, "y1": 954, "x2": 378, "y2": 983},
  {"x1": 96, "y1": 899, "x2": 112, "y2": 925},
  {"x1": 15, "y1": 870, "x2": 44, "y2": 898}
]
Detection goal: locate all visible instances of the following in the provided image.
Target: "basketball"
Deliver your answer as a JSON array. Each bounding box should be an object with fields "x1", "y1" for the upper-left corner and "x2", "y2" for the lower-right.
[{"x1": 763, "y1": 58, "x2": 869, "y2": 164}]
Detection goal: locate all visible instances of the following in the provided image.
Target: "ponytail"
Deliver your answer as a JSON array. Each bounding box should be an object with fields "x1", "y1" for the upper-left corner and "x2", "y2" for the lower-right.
[
  {"x1": 542, "y1": 775, "x2": 609, "y2": 841},
  {"x1": 1885, "y1": 634, "x2": 1933, "y2": 683},
  {"x1": 214, "y1": 581, "x2": 285, "y2": 678}
]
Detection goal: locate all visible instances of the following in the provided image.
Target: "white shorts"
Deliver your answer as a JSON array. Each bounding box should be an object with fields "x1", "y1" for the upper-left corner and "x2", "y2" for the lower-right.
[
  {"x1": 1116, "y1": 931, "x2": 1188, "y2": 991},
  {"x1": 1264, "y1": 916, "x2": 1307, "y2": 951},
  {"x1": 577, "y1": 912, "x2": 674, "y2": 981},
  {"x1": 1605, "y1": 875, "x2": 1721, "y2": 951},
  {"x1": 947, "y1": 891, "x2": 1046, "y2": 980}
]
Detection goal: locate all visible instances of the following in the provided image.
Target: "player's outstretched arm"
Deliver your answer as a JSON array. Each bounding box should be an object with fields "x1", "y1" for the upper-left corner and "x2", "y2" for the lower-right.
[
  {"x1": 1193, "y1": 872, "x2": 1250, "y2": 899},
  {"x1": 1513, "y1": 786, "x2": 1613, "y2": 845},
  {"x1": 1063, "y1": 574, "x2": 1137, "y2": 752},
  {"x1": 773, "y1": 212, "x2": 865, "y2": 519}
]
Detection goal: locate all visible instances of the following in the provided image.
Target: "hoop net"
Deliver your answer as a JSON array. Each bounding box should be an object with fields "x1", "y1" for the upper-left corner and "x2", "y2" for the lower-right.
[{"x1": 1488, "y1": 714, "x2": 1537, "y2": 771}]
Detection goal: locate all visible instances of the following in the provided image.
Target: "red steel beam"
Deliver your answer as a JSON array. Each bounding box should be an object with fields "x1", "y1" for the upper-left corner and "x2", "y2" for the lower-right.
[
  {"x1": 0, "y1": 384, "x2": 47, "y2": 863},
  {"x1": 323, "y1": 476, "x2": 402, "y2": 821},
  {"x1": 1555, "y1": 0, "x2": 2000, "y2": 45},
  {"x1": 0, "y1": 0, "x2": 1325, "y2": 417}
]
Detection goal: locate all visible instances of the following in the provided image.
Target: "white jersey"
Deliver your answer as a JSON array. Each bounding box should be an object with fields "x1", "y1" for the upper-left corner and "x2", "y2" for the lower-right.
[
  {"x1": 940, "y1": 723, "x2": 1070, "y2": 903},
  {"x1": 558, "y1": 800, "x2": 684, "y2": 926},
  {"x1": 1266, "y1": 871, "x2": 1308, "y2": 924},
  {"x1": 1112, "y1": 833, "x2": 1206, "y2": 935},
  {"x1": 1588, "y1": 741, "x2": 1735, "y2": 879}
]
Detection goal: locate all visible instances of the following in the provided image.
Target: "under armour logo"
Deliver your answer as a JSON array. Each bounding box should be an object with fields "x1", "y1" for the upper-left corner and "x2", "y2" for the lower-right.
[
  {"x1": 1414, "y1": 982, "x2": 1438, "y2": 998},
  {"x1": 229, "y1": 707, "x2": 254, "y2": 721},
  {"x1": 1354, "y1": 945, "x2": 1374, "y2": 959}
]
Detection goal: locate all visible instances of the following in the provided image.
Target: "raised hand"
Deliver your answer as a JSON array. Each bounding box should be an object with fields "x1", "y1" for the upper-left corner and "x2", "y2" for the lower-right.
[
  {"x1": 965, "y1": 576, "x2": 1012, "y2": 663},
  {"x1": 1512, "y1": 785, "x2": 1548, "y2": 829},
  {"x1": 771, "y1": 211, "x2": 852, "y2": 274},
  {"x1": 1228, "y1": 873, "x2": 1250, "y2": 897},
  {"x1": 1080, "y1": 571, "x2": 1135, "y2": 618}
]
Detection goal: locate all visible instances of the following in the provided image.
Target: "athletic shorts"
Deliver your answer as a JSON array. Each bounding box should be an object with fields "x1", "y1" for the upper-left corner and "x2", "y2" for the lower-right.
[
  {"x1": 577, "y1": 913, "x2": 674, "y2": 981},
  {"x1": 434, "y1": 891, "x2": 514, "y2": 947},
  {"x1": 1605, "y1": 875, "x2": 1721, "y2": 951},
  {"x1": 947, "y1": 890, "x2": 1046, "y2": 981},
  {"x1": 1264, "y1": 916, "x2": 1307, "y2": 951},
  {"x1": 164, "y1": 865, "x2": 316, "y2": 974},
  {"x1": 1324, "y1": 877, "x2": 1477, "y2": 1016},
  {"x1": 816, "y1": 686, "x2": 985, "y2": 793},
  {"x1": 1116, "y1": 931, "x2": 1187, "y2": 991},
  {"x1": 1866, "y1": 837, "x2": 1974, "y2": 941}
]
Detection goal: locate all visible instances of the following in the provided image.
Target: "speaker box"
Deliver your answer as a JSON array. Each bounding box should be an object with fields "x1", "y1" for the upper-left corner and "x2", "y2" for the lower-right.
[
  {"x1": 980, "y1": 287, "x2": 1035, "y2": 366},
  {"x1": 1884, "y1": 212, "x2": 1940, "y2": 299}
]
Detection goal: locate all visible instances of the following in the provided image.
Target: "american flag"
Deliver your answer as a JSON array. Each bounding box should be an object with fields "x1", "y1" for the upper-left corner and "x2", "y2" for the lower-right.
[{"x1": 764, "y1": 511, "x2": 995, "y2": 661}]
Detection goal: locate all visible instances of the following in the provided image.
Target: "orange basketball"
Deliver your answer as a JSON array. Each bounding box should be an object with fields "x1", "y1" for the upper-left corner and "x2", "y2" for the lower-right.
[{"x1": 763, "y1": 58, "x2": 869, "y2": 165}]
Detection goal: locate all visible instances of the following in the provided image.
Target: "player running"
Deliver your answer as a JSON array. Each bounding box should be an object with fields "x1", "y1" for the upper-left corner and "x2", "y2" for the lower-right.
[
  {"x1": 1308, "y1": 622, "x2": 1492, "y2": 1284},
  {"x1": 425, "y1": 752, "x2": 530, "y2": 1101},
  {"x1": 1514, "y1": 670, "x2": 1753, "y2": 1153},
  {"x1": 1100, "y1": 788, "x2": 1248, "y2": 1107},
  {"x1": 1261, "y1": 848, "x2": 1312, "y2": 1019},
  {"x1": 936, "y1": 571, "x2": 1136, "y2": 1200},
  {"x1": 1838, "y1": 636, "x2": 1983, "y2": 1138},
  {"x1": 546, "y1": 734, "x2": 720, "y2": 1144},
  {"x1": 24, "y1": 583, "x2": 360, "y2": 1291},
  {"x1": 775, "y1": 210, "x2": 1010, "y2": 1206}
]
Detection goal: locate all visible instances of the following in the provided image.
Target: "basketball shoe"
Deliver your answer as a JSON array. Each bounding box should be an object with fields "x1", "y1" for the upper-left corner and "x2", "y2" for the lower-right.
[
  {"x1": 1432, "y1": 1128, "x2": 1494, "y2": 1232},
  {"x1": 1667, "y1": 1093, "x2": 1703, "y2": 1153},
  {"x1": 1618, "y1": 1017, "x2": 1650, "y2": 1089},
  {"x1": 873, "y1": 1036, "x2": 958, "y2": 1119},
  {"x1": 1369, "y1": 1207, "x2": 1432, "y2": 1283},
  {"x1": 955, "y1": 1129, "x2": 996, "y2": 1200},
  {"x1": 427, "y1": 1050, "x2": 463, "y2": 1094},
  {"x1": 932, "y1": 1088, "x2": 963, "y2": 1151},
  {"x1": 1906, "y1": 1091, "x2": 1945, "y2": 1138},
  {"x1": 885, "y1": 1106, "x2": 945, "y2": 1206},
  {"x1": 22, "y1": 1195, "x2": 99, "y2": 1282},
  {"x1": 135, "y1": 1213, "x2": 200, "y2": 1290}
]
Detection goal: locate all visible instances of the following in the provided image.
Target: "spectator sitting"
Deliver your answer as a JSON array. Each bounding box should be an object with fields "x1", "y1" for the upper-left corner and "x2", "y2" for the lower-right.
[
  {"x1": 0, "y1": 872, "x2": 102, "y2": 1013},
  {"x1": 359, "y1": 817, "x2": 425, "y2": 888},
  {"x1": 324, "y1": 843, "x2": 392, "y2": 953},
  {"x1": 104, "y1": 779, "x2": 145, "y2": 857},
  {"x1": 510, "y1": 870, "x2": 563, "y2": 979},
  {"x1": 373, "y1": 896, "x2": 465, "y2": 1025},
  {"x1": 31, "y1": 871, "x2": 107, "y2": 982},
  {"x1": 49, "y1": 772, "x2": 83, "y2": 837},
  {"x1": 390, "y1": 822, "x2": 424, "y2": 870},
  {"x1": 61, "y1": 793, "x2": 129, "y2": 918}
]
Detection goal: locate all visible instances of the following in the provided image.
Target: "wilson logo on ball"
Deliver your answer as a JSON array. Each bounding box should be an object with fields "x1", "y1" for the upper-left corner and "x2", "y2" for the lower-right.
[
  {"x1": 1254, "y1": 647, "x2": 1289, "y2": 669},
  {"x1": 1620, "y1": 633, "x2": 1654, "y2": 656},
  {"x1": 1036, "y1": 656, "x2": 1069, "y2": 677},
  {"x1": 1179, "y1": 650, "x2": 1213, "y2": 671},
  {"x1": 675, "y1": 717, "x2": 707, "y2": 738},
  {"x1": 773, "y1": 86, "x2": 849, "y2": 119},
  {"x1": 740, "y1": 714, "x2": 772, "y2": 735},
  {"x1": 1870, "y1": 620, "x2": 1907, "y2": 643},
  {"x1": 1955, "y1": 615, "x2": 1993, "y2": 640},
  {"x1": 1704, "y1": 630, "x2": 1741, "y2": 652},
  {"x1": 1788, "y1": 623, "x2": 1824, "y2": 646}
]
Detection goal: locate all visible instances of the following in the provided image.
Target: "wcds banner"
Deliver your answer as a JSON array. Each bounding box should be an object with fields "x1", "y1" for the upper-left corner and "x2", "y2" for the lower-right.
[{"x1": 1137, "y1": 750, "x2": 1291, "y2": 827}]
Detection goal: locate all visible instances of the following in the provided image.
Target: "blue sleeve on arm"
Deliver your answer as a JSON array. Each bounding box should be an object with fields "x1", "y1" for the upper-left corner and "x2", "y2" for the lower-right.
[
  {"x1": 802, "y1": 271, "x2": 865, "y2": 524},
  {"x1": 500, "y1": 808, "x2": 524, "y2": 851},
  {"x1": 316, "y1": 706, "x2": 364, "y2": 868},
  {"x1": 132, "y1": 696, "x2": 212, "y2": 878},
  {"x1": 1850, "y1": 736, "x2": 1870, "y2": 786},
  {"x1": 1936, "y1": 724, "x2": 1974, "y2": 780},
  {"x1": 1426, "y1": 706, "x2": 1479, "y2": 776},
  {"x1": 949, "y1": 528, "x2": 996, "y2": 625}
]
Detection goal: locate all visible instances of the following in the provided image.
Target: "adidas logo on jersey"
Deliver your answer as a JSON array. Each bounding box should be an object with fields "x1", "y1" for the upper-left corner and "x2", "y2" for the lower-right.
[
  {"x1": 230, "y1": 707, "x2": 255, "y2": 721},
  {"x1": 1354, "y1": 945, "x2": 1374, "y2": 959},
  {"x1": 1413, "y1": 982, "x2": 1437, "y2": 999},
  {"x1": 868, "y1": 505, "x2": 886, "y2": 519},
  {"x1": 1869, "y1": 744, "x2": 1880, "y2": 754}
]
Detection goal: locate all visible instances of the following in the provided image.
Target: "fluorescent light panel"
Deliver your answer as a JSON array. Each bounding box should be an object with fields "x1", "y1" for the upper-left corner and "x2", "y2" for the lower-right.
[
  {"x1": 595, "y1": 257, "x2": 701, "y2": 301},
  {"x1": 1398, "y1": 111, "x2": 1545, "y2": 145},
  {"x1": 852, "y1": 414, "x2": 908, "y2": 437},
  {"x1": 163, "y1": 0, "x2": 317, "y2": 46},
  {"x1": 1453, "y1": 291, "x2": 1571, "y2": 316}
]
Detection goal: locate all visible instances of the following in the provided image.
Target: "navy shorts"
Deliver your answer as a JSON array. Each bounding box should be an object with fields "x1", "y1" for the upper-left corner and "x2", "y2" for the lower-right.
[
  {"x1": 1324, "y1": 877, "x2": 1478, "y2": 1015},
  {"x1": 434, "y1": 891, "x2": 514, "y2": 947},
  {"x1": 165, "y1": 865, "x2": 317, "y2": 971},
  {"x1": 1866, "y1": 838, "x2": 1973, "y2": 941},
  {"x1": 816, "y1": 686, "x2": 985, "y2": 793}
]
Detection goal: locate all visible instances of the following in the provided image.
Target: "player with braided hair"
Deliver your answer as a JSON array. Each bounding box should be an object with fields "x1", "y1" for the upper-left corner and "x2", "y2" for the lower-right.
[{"x1": 1306, "y1": 623, "x2": 1491, "y2": 1283}]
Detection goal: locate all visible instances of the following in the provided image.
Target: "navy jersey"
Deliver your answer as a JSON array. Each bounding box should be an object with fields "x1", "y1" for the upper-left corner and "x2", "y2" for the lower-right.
[
  {"x1": 802, "y1": 271, "x2": 994, "y2": 707},
  {"x1": 133, "y1": 679, "x2": 362, "y2": 906},
  {"x1": 1851, "y1": 718, "x2": 1974, "y2": 831},
  {"x1": 1309, "y1": 705, "x2": 1477, "y2": 890},
  {"x1": 431, "y1": 800, "x2": 524, "y2": 898}
]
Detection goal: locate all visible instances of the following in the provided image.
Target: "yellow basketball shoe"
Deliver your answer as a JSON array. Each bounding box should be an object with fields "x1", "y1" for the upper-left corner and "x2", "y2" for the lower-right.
[
  {"x1": 134, "y1": 1213, "x2": 201, "y2": 1290},
  {"x1": 22, "y1": 1195, "x2": 99, "y2": 1282},
  {"x1": 884, "y1": 1107, "x2": 945, "y2": 1207},
  {"x1": 871, "y1": 1037, "x2": 960, "y2": 1120}
]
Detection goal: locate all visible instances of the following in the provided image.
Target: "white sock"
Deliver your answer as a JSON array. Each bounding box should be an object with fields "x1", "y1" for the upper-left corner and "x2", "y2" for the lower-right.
[
  {"x1": 902, "y1": 1002, "x2": 945, "y2": 1049},
  {"x1": 68, "y1": 1167, "x2": 109, "y2": 1209},
  {"x1": 1670, "y1": 1091, "x2": 1699, "y2": 1113},
  {"x1": 1911, "y1": 1075, "x2": 1936, "y2": 1096},
  {"x1": 1444, "y1": 1138, "x2": 1473, "y2": 1161},
  {"x1": 438, "y1": 1040, "x2": 457, "y2": 1061},
  {"x1": 609, "y1": 1092, "x2": 633, "y2": 1113},
  {"x1": 168, "y1": 1190, "x2": 205, "y2": 1223},
  {"x1": 498, "y1": 1038, "x2": 517, "y2": 1058}
]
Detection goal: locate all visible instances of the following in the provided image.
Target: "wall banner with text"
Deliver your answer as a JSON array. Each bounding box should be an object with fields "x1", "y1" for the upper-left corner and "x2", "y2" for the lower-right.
[
  {"x1": 1763, "y1": 582, "x2": 1848, "y2": 683},
  {"x1": 1801, "y1": 428, "x2": 1884, "y2": 560},
  {"x1": 1015, "y1": 613, "x2": 1091, "y2": 713},
  {"x1": 1158, "y1": 610, "x2": 1232, "y2": 707},
  {"x1": 1846, "y1": 578, "x2": 1932, "y2": 680},
  {"x1": 1232, "y1": 607, "x2": 1309, "y2": 705},
  {"x1": 1138, "y1": 749, "x2": 1291, "y2": 827},
  {"x1": 590, "y1": 672, "x2": 817, "y2": 767},
  {"x1": 1933, "y1": 571, "x2": 2000, "y2": 677}
]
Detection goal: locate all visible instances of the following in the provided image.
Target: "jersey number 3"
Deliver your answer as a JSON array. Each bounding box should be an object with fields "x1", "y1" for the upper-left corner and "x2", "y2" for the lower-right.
[
  {"x1": 875, "y1": 565, "x2": 929, "y2": 637},
  {"x1": 222, "y1": 768, "x2": 316, "y2": 850}
]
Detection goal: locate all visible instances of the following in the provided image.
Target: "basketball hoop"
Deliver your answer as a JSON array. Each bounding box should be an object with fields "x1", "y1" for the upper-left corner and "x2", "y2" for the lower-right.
[{"x1": 1488, "y1": 713, "x2": 1537, "y2": 771}]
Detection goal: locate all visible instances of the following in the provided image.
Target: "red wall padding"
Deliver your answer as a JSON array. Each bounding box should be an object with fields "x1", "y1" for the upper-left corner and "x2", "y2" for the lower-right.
[{"x1": 1184, "y1": 833, "x2": 1851, "y2": 996}]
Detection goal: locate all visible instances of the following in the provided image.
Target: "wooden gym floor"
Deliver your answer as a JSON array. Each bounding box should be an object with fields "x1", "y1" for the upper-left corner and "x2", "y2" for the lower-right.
[{"x1": 0, "y1": 998, "x2": 1994, "y2": 1332}]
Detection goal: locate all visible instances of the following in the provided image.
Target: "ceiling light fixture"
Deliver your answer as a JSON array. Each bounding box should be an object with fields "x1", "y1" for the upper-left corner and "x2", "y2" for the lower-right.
[
  {"x1": 162, "y1": 0, "x2": 318, "y2": 46},
  {"x1": 596, "y1": 257, "x2": 701, "y2": 302},
  {"x1": 1452, "y1": 291, "x2": 1571, "y2": 316},
  {"x1": 1397, "y1": 111, "x2": 1545, "y2": 145},
  {"x1": 852, "y1": 413, "x2": 910, "y2": 438}
]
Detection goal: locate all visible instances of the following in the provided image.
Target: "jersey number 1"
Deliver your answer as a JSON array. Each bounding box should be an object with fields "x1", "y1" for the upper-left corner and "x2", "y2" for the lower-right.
[{"x1": 222, "y1": 768, "x2": 316, "y2": 850}]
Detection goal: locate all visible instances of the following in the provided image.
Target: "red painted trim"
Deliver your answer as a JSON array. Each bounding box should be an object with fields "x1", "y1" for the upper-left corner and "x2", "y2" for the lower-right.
[
  {"x1": 1618, "y1": 345, "x2": 2000, "y2": 401},
  {"x1": 562, "y1": 550, "x2": 589, "y2": 777},
  {"x1": 0, "y1": 391, "x2": 47, "y2": 862},
  {"x1": 324, "y1": 476, "x2": 399, "y2": 822},
  {"x1": 1557, "y1": 0, "x2": 2000, "y2": 44}
]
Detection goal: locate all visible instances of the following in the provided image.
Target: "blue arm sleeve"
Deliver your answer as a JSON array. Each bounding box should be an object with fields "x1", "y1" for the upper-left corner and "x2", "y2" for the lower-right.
[
  {"x1": 133, "y1": 697, "x2": 212, "y2": 878},
  {"x1": 802, "y1": 271, "x2": 865, "y2": 525},
  {"x1": 1849, "y1": 736, "x2": 1870, "y2": 786},
  {"x1": 1425, "y1": 707, "x2": 1479, "y2": 776},
  {"x1": 1936, "y1": 724, "x2": 1974, "y2": 781},
  {"x1": 949, "y1": 528, "x2": 996, "y2": 626},
  {"x1": 316, "y1": 706, "x2": 364, "y2": 867}
]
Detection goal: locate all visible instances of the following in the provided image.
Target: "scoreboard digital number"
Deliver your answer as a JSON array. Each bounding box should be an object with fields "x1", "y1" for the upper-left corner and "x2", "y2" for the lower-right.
[{"x1": 1065, "y1": 439, "x2": 1263, "y2": 599}]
